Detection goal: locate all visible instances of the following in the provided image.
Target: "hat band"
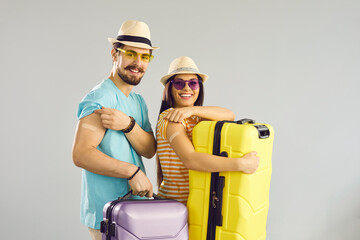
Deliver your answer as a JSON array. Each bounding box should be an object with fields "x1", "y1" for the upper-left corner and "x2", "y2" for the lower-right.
[
  {"x1": 116, "y1": 35, "x2": 152, "y2": 47},
  {"x1": 169, "y1": 67, "x2": 199, "y2": 74}
]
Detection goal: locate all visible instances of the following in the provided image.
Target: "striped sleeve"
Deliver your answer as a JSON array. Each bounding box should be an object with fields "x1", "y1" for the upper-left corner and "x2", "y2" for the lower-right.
[
  {"x1": 156, "y1": 109, "x2": 201, "y2": 205},
  {"x1": 157, "y1": 109, "x2": 172, "y2": 140}
]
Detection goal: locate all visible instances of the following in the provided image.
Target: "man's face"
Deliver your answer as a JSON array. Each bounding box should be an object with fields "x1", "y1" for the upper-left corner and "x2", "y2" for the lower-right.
[{"x1": 114, "y1": 45, "x2": 151, "y2": 86}]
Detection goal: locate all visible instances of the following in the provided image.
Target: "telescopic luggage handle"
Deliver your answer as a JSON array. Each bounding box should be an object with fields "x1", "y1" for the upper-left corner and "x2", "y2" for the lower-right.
[{"x1": 119, "y1": 190, "x2": 163, "y2": 200}]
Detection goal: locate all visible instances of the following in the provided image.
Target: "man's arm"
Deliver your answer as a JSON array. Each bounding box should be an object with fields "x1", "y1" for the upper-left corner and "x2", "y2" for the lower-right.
[
  {"x1": 124, "y1": 124, "x2": 156, "y2": 159},
  {"x1": 94, "y1": 107, "x2": 156, "y2": 159},
  {"x1": 72, "y1": 112, "x2": 153, "y2": 197}
]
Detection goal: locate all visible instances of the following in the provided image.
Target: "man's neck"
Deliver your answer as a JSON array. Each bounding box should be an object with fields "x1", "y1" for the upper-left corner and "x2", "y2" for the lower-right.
[{"x1": 108, "y1": 72, "x2": 133, "y2": 97}]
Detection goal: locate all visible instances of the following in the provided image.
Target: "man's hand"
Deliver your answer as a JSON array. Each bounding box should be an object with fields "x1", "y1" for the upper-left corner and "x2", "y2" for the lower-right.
[
  {"x1": 94, "y1": 107, "x2": 130, "y2": 131},
  {"x1": 128, "y1": 169, "x2": 153, "y2": 198}
]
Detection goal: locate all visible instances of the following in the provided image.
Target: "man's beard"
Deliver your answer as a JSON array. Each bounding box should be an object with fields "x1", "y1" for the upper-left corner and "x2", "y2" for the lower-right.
[{"x1": 117, "y1": 64, "x2": 144, "y2": 86}]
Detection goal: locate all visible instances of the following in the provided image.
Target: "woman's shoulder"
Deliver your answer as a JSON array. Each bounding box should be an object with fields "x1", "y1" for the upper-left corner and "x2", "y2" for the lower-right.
[{"x1": 159, "y1": 108, "x2": 174, "y2": 119}]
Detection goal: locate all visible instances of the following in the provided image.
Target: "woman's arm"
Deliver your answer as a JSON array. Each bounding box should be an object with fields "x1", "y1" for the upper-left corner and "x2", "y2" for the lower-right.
[
  {"x1": 164, "y1": 106, "x2": 235, "y2": 123},
  {"x1": 166, "y1": 122, "x2": 259, "y2": 173}
]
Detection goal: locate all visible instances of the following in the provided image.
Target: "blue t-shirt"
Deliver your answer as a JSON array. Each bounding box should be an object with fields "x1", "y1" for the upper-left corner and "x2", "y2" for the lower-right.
[{"x1": 77, "y1": 78, "x2": 152, "y2": 229}]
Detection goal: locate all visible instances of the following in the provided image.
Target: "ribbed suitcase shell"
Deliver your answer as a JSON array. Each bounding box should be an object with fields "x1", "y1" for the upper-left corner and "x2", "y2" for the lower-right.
[
  {"x1": 102, "y1": 197, "x2": 188, "y2": 240},
  {"x1": 188, "y1": 120, "x2": 274, "y2": 240}
]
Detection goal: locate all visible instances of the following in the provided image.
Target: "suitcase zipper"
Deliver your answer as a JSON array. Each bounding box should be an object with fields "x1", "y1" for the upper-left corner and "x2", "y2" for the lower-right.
[{"x1": 206, "y1": 121, "x2": 226, "y2": 240}]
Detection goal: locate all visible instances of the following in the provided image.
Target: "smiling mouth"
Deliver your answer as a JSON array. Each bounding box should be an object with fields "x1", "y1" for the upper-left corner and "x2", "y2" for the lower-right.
[
  {"x1": 126, "y1": 65, "x2": 143, "y2": 74},
  {"x1": 179, "y1": 93, "x2": 193, "y2": 98}
]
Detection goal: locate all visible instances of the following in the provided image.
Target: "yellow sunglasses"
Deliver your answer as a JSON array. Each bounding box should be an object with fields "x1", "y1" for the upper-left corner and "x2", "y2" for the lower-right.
[{"x1": 117, "y1": 48, "x2": 154, "y2": 63}]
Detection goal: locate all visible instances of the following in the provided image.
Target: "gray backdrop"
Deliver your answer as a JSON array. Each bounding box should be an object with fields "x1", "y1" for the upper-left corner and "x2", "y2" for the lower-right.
[{"x1": 1, "y1": 0, "x2": 359, "y2": 239}]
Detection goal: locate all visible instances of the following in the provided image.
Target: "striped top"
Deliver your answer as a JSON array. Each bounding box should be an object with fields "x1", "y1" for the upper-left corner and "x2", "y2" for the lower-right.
[{"x1": 156, "y1": 108, "x2": 201, "y2": 204}]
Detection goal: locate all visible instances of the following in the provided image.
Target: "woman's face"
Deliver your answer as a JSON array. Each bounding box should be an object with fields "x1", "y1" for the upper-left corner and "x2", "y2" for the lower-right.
[{"x1": 171, "y1": 74, "x2": 200, "y2": 108}]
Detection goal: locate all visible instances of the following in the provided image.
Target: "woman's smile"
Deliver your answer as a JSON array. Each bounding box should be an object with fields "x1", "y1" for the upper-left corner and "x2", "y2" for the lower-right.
[
  {"x1": 179, "y1": 93, "x2": 193, "y2": 99},
  {"x1": 171, "y1": 74, "x2": 199, "y2": 108}
]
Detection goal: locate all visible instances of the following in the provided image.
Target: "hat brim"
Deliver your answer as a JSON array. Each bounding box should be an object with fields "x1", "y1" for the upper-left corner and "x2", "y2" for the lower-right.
[
  {"x1": 160, "y1": 71, "x2": 208, "y2": 86},
  {"x1": 108, "y1": 38, "x2": 159, "y2": 50}
]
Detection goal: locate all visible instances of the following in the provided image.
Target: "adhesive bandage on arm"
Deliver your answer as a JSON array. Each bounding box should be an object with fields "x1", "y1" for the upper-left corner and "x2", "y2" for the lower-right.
[
  {"x1": 81, "y1": 123, "x2": 98, "y2": 132},
  {"x1": 168, "y1": 132, "x2": 180, "y2": 143}
]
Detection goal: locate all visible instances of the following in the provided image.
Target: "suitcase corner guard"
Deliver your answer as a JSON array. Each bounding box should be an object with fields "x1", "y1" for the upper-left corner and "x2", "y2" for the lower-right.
[{"x1": 100, "y1": 219, "x2": 116, "y2": 237}]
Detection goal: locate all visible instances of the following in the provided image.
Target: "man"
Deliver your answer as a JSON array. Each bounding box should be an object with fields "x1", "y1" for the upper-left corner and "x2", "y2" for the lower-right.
[{"x1": 72, "y1": 20, "x2": 159, "y2": 239}]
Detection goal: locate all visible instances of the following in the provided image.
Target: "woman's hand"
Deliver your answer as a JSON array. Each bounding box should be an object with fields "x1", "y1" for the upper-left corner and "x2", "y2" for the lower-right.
[
  {"x1": 166, "y1": 106, "x2": 235, "y2": 122},
  {"x1": 164, "y1": 107, "x2": 195, "y2": 123},
  {"x1": 237, "y1": 151, "x2": 260, "y2": 174}
]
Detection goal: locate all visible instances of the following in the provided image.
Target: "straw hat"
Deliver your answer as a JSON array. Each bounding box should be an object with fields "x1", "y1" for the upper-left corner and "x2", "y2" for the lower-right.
[
  {"x1": 108, "y1": 20, "x2": 159, "y2": 50},
  {"x1": 160, "y1": 56, "x2": 208, "y2": 86}
]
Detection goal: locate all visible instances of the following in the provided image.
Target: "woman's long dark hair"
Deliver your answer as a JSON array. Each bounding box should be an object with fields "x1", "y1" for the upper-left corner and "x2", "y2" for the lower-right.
[{"x1": 156, "y1": 74, "x2": 205, "y2": 187}]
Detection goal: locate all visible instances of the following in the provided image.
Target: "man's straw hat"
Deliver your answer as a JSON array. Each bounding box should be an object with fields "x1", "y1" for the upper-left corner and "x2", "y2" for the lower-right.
[{"x1": 108, "y1": 20, "x2": 159, "y2": 50}]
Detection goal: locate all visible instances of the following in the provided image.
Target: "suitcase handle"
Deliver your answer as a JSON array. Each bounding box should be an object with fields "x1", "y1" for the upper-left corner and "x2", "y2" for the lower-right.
[
  {"x1": 119, "y1": 191, "x2": 163, "y2": 200},
  {"x1": 101, "y1": 192, "x2": 164, "y2": 237},
  {"x1": 236, "y1": 119, "x2": 255, "y2": 124}
]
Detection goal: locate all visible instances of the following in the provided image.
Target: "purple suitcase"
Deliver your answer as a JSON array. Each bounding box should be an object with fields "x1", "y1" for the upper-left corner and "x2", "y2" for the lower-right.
[{"x1": 100, "y1": 192, "x2": 188, "y2": 240}]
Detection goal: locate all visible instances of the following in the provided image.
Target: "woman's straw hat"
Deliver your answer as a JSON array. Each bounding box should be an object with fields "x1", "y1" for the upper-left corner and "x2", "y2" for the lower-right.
[{"x1": 160, "y1": 56, "x2": 208, "y2": 86}]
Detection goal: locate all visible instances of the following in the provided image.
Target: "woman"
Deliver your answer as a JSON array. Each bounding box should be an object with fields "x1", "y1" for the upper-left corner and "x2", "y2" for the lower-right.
[{"x1": 156, "y1": 56, "x2": 260, "y2": 204}]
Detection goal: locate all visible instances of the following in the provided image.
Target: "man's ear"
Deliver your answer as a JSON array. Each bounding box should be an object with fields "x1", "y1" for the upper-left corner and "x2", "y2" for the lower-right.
[{"x1": 111, "y1": 48, "x2": 117, "y2": 62}]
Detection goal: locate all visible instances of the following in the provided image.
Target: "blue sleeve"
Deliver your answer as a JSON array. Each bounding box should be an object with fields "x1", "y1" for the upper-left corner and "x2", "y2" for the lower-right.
[
  {"x1": 139, "y1": 95, "x2": 152, "y2": 133},
  {"x1": 77, "y1": 88, "x2": 112, "y2": 119}
]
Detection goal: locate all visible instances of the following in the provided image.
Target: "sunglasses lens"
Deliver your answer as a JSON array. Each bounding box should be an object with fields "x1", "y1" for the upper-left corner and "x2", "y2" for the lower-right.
[
  {"x1": 172, "y1": 79, "x2": 200, "y2": 90},
  {"x1": 124, "y1": 51, "x2": 137, "y2": 60},
  {"x1": 188, "y1": 80, "x2": 200, "y2": 90},
  {"x1": 141, "y1": 54, "x2": 151, "y2": 62},
  {"x1": 173, "y1": 80, "x2": 185, "y2": 90},
  {"x1": 122, "y1": 49, "x2": 153, "y2": 62}
]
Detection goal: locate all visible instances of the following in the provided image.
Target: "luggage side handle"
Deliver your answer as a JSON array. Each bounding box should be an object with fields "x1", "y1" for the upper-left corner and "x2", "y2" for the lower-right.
[
  {"x1": 236, "y1": 119, "x2": 255, "y2": 124},
  {"x1": 235, "y1": 119, "x2": 271, "y2": 139}
]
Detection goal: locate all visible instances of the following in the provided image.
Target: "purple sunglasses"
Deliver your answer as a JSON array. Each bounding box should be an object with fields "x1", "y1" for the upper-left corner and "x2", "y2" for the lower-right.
[{"x1": 171, "y1": 78, "x2": 201, "y2": 90}]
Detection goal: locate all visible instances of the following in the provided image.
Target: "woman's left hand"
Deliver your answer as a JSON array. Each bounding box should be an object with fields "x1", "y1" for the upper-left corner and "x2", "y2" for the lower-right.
[{"x1": 164, "y1": 107, "x2": 196, "y2": 123}]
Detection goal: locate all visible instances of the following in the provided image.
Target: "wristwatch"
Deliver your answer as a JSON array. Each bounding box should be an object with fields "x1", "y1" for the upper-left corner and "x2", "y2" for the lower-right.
[{"x1": 121, "y1": 116, "x2": 135, "y2": 133}]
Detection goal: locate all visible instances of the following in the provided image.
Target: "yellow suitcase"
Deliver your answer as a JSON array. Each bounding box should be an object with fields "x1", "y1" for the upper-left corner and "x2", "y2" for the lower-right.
[{"x1": 188, "y1": 119, "x2": 274, "y2": 240}]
